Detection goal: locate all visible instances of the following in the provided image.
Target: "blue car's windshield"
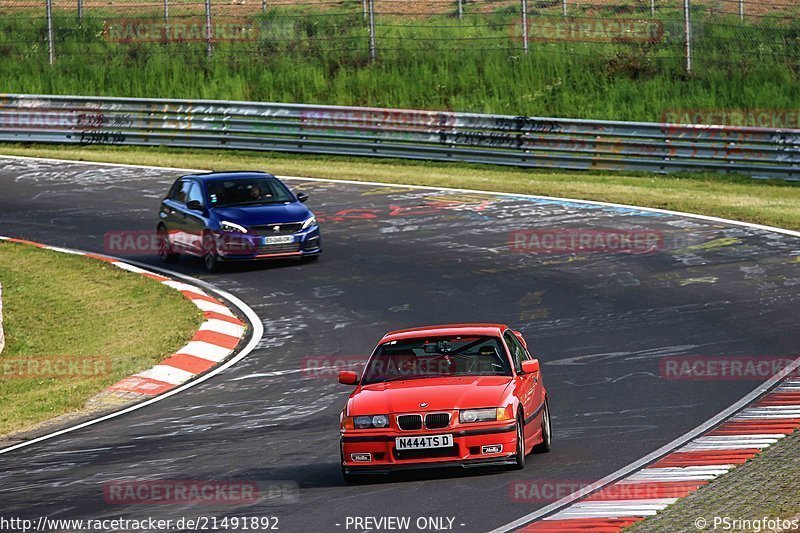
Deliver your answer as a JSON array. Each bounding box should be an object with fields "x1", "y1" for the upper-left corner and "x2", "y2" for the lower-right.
[
  {"x1": 361, "y1": 336, "x2": 512, "y2": 385},
  {"x1": 206, "y1": 178, "x2": 295, "y2": 207}
]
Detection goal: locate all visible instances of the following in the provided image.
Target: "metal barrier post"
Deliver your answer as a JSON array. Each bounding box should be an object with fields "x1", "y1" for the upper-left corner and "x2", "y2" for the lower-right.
[
  {"x1": 521, "y1": 0, "x2": 528, "y2": 54},
  {"x1": 46, "y1": 0, "x2": 54, "y2": 65},
  {"x1": 206, "y1": 0, "x2": 212, "y2": 58},
  {"x1": 684, "y1": 0, "x2": 692, "y2": 73},
  {"x1": 458, "y1": 0, "x2": 463, "y2": 19},
  {"x1": 368, "y1": 0, "x2": 376, "y2": 60},
  {"x1": 78, "y1": 0, "x2": 83, "y2": 22}
]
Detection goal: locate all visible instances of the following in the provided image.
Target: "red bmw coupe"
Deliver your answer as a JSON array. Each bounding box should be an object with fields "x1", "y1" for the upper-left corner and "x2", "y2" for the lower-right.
[{"x1": 338, "y1": 324, "x2": 551, "y2": 481}]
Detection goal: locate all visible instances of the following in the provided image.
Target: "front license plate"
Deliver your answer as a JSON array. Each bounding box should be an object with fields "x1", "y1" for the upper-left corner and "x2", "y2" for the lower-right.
[
  {"x1": 263, "y1": 235, "x2": 295, "y2": 245},
  {"x1": 395, "y1": 434, "x2": 454, "y2": 450}
]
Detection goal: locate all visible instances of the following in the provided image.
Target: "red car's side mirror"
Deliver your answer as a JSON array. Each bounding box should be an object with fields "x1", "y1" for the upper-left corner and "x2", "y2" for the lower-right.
[
  {"x1": 521, "y1": 359, "x2": 540, "y2": 374},
  {"x1": 338, "y1": 370, "x2": 359, "y2": 385}
]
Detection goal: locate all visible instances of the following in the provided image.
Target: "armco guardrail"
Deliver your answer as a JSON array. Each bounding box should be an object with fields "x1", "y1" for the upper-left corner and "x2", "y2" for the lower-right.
[{"x1": 1, "y1": 94, "x2": 799, "y2": 179}]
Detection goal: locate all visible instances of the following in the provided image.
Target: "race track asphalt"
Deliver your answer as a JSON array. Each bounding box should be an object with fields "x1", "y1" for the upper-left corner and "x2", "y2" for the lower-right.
[{"x1": 0, "y1": 157, "x2": 798, "y2": 532}]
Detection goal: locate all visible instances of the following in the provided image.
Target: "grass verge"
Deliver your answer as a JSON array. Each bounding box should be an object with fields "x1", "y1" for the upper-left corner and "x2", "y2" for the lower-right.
[
  {"x1": 3, "y1": 144, "x2": 800, "y2": 230},
  {"x1": 627, "y1": 429, "x2": 800, "y2": 532},
  {"x1": 0, "y1": 241, "x2": 202, "y2": 435}
]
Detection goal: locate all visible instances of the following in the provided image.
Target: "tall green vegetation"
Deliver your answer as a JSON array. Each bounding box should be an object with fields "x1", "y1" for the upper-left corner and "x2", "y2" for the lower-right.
[{"x1": 1, "y1": 5, "x2": 799, "y2": 121}]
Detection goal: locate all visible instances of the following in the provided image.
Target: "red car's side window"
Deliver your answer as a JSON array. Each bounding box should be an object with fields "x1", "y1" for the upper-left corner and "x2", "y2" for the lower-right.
[{"x1": 504, "y1": 332, "x2": 525, "y2": 373}]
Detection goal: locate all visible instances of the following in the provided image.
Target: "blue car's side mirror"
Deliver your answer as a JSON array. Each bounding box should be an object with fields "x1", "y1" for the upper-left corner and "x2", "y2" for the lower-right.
[
  {"x1": 297, "y1": 192, "x2": 309, "y2": 203},
  {"x1": 186, "y1": 200, "x2": 204, "y2": 211}
]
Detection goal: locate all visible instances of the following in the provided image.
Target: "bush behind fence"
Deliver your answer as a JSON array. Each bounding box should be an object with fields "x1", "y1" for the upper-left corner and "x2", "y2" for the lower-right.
[{"x1": 2, "y1": 0, "x2": 800, "y2": 74}]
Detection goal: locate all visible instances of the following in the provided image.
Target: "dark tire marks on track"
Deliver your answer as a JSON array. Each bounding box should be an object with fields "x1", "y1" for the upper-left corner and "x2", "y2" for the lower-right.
[{"x1": 0, "y1": 158, "x2": 799, "y2": 532}]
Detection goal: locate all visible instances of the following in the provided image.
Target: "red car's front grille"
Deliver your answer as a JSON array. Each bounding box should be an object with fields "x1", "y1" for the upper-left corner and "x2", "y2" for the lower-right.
[
  {"x1": 425, "y1": 413, "x2": 450, "y2": 429},
  {"x1": 397, "y1": 414, "x2": 423, "y2": 431}
]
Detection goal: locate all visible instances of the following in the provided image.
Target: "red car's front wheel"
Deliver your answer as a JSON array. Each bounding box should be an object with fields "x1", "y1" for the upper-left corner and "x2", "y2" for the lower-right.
[
  {"x1": 512, "y1": 413, "x2": 526, "y2": 470},
  {"x1": 533, "y1": 399, "x2": 552, "y2": 454}
]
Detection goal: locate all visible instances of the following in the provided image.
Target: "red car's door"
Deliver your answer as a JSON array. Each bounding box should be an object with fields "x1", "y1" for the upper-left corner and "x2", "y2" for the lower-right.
[{"x1": 504, "y1": 331, "x2": 539, "y2": 441}]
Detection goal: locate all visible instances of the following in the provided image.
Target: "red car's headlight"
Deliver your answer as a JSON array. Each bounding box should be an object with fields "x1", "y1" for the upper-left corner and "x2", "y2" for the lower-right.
[
  {"x1": 460, "y1": 406, "x2": 514, "y2": 423},
  {"x1": 345, "y1": 415, "x2": 389, "y2": 429}
]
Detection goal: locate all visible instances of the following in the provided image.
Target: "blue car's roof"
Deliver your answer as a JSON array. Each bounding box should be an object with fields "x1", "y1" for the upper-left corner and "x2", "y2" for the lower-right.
[{"x1": 187, "y1": 171, "x2": 277, "y2": 182}]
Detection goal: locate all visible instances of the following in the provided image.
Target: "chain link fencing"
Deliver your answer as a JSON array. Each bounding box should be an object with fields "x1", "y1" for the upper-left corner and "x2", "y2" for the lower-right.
[
  {"x1": 1, "y1": 1, "x2": 799, "y2": 127},
  {"x1": 2, "y1": 0, "x2": 799, "y2": 70}
]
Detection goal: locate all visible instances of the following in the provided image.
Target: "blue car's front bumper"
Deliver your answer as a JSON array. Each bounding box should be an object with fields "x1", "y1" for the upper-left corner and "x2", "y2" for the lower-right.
[{"x1": 213, "y1": 226, "x2": 321, "y2": 261}]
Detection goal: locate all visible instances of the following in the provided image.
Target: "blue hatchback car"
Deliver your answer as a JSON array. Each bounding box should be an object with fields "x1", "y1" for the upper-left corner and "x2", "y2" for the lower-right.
[{"x1": 157, "y1": 171, "x2": 321, "y2": 271}]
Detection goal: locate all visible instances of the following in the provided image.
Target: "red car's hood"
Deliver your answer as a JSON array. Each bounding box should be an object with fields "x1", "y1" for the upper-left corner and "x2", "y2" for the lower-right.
[{"x1": 349, "y1": 376, "x2": 513, "y2": 415}]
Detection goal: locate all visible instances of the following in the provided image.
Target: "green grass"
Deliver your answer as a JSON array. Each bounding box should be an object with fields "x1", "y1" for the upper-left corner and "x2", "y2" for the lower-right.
[
  {"x1": 2, "y1": 6, "x2": 800, "y2": 121},
  {"x1": 0, "y1": 241, "x2": 202, "y2": 435},
  {"x1": 4, "y1": 144, "x2": 800, "y2": 231}
]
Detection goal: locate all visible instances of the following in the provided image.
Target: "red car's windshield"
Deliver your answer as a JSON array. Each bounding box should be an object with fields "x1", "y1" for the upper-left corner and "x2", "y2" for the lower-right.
[{"x1": 361, "y1": 335, "x2": 512, "y2": 384}]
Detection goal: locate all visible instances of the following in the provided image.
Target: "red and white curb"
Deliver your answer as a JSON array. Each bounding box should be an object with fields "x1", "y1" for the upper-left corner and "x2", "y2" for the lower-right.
[
  {"x1": 0, "y1": 236, "x2": 246, "y2": 400},
  {"x1": 517, "y1": 376, "x2": 800, "y2": 532}
]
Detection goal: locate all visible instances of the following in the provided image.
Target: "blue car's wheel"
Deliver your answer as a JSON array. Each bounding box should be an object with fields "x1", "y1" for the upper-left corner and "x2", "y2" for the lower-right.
[
  {"x1": 202, "y1": 233, "x2": 221, "y2": 273},
  {"x1": 157, "y1": 226, "x2": 179, "y2": 263}
]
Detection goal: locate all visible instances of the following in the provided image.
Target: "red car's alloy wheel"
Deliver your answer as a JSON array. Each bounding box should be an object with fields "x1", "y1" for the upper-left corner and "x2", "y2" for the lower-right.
[
  {"x1": 513, "y1": 413, "x2": 526, "y2": 470},
  {"x1": 533, "y1": 399, "x2": 552, "y2": 454}
]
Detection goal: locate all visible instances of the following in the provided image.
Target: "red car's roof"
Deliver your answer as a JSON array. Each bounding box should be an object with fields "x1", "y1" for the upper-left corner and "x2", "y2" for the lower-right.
[{"x1": 381, "y1": 323, "x2": 508, "y2": 343}]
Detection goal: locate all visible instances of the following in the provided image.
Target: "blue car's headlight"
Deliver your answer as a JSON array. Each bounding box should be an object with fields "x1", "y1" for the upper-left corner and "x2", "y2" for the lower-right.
[
  {"x1": 220, "y1": 221, "x2": 248, "y2": 234},
  {"x1": 301, "y1": 215, "x2": 317, "y2": 230}
]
